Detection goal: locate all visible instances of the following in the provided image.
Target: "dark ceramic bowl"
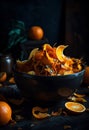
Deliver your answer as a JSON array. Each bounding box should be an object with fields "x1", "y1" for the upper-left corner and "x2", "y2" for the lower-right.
[{"x1": 13, "y1": 65, "x2": 85, "y2": 104}]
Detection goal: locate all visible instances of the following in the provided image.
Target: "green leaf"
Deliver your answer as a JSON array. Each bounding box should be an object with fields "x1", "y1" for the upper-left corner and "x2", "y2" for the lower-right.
[{"x1": 8, "y1": 29, "x2": 21, "y2": 35}]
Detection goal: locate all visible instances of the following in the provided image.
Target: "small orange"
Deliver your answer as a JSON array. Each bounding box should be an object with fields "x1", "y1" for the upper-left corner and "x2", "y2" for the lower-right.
[
  {"x1": 28, "y1": 26, "x2": 44, "y2": 40},
  {"x1": 0, "y1": 72, "x2": 7, "y2": 82},
  {"x1": 0, "y1": 101, "x2": 12, "y2": 126}
]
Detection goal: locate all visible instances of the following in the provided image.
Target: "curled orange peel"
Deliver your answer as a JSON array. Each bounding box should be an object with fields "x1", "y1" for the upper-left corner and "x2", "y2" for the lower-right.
[
  {"x1": 28, "y1": 48, "x2": 39, "y2": 60},
  {"x1": 45, "y1": 51, "x2": 54, "y2": 64},
  {"x1": 73, "y1": 93, "x2": 85, "y2": 98},
  {"x1": 32, "y1": 106, "x2": 50, "y2": 119},
  {"x1": 56, "y1": 45, "x2": 73, "y2": 64},
  {"x1": 56, "y1": 45, "x2": 68, "y2": 62},
  {"x1": 43, "y1": 44, "x2": 55, "y2": 64},
  {"x1": 43, "y1": 44, "x2": 53, "y2": 51}
]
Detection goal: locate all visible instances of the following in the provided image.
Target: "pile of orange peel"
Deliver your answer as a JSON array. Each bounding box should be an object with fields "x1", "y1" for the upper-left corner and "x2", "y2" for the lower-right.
[{"x1": 16, "y1": 44, "x2": 83, "y2": 76}]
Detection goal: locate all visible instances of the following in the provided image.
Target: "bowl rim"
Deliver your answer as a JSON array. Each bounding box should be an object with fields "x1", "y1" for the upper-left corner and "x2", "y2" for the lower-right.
[{"x1": 13, "y1": 64, "x2": 85, "y2": 79}]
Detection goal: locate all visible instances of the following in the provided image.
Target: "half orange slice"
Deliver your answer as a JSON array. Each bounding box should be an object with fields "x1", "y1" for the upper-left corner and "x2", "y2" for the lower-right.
[{"x1": 65, "y1": 102, "x2": 86, "y2": 113}]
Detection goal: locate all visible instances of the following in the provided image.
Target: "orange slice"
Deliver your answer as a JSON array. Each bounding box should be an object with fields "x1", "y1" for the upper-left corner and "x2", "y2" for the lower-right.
[{"x1": 65, "y1": 102, "x2": 86, "y2": 113}]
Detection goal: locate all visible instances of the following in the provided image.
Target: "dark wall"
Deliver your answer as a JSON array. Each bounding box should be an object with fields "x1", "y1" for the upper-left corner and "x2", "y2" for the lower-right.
[
  {"x1": 65, "y1": 0, "x2": 89, "y2": 64},
  {"x1": 0, "y1": 0, "x2": 89, "y2": 64},
  {"x1": 0, "y1": 0, "x2": 65, "y2": 51}
]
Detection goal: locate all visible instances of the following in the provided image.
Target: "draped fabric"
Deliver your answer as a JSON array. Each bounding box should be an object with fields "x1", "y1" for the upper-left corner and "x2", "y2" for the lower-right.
[{"x1": 0, "y1": 84, "x2": 89, "y2": 130}]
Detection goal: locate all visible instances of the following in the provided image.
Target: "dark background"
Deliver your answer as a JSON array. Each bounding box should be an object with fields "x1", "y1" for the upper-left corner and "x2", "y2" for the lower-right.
[
  {"x1": 0, "y1": 1, "x2": 89, "y2": 130},
  {"x1": 0, "y1": 0, "x2": 89, "y2": 64},
  {"x1": 0, "y1": 0, "x2": 64, "y2": 48},
  {"x1": 65, "y1": 0, "x2": 89, "y2": 64}
]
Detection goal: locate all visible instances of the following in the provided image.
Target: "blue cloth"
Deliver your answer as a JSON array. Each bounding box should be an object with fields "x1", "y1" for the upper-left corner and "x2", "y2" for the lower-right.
[{"x1": 0, "y1": 84, "x2": 89, "y2": 130}]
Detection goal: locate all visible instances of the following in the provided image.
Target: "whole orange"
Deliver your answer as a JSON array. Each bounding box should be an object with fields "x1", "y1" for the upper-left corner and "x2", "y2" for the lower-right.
[
  {"x1": 28, "y1": 26, "x2": 44, "y2": 40},
  {"x1": 0, "y1": 101, "x2": 12, "y2": 126}
]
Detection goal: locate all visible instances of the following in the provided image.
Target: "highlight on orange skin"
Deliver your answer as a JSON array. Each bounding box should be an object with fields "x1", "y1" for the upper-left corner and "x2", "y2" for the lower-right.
[
  {"x1": 28, "y1": 26, "x2": 44, "y2": 40},
  {"x1": 0, "y1": 101, "x2": 12, "y2": 126}
]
